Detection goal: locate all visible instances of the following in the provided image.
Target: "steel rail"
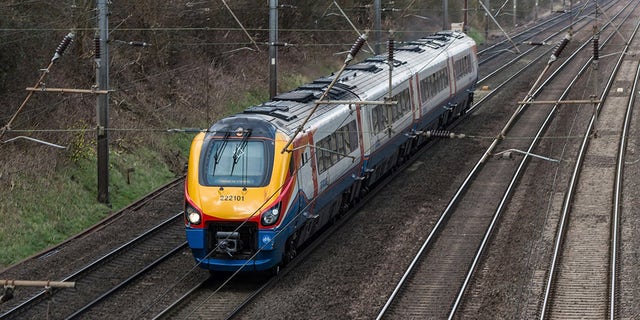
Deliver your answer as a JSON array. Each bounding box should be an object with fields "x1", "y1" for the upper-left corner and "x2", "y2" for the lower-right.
[
  {"x1": 475, "y1": 0, "x2": 607, "y2": 65},
  {"x1": 0, "y1": 212, "x2": 183, "y2": 318},
  {"x1": 66, "y1": 242, "x2": 188, "y2": 319},
  {"x1": 473, "y1": 1, "x2": 620, "y2": 110},
  {"x1": 151, "y1": 277, "x2": 209, "y2": 319},
  {"x1": 449, "y1": 0, "x2": 637, "y2": 315},
  {"x1": 479, "y1": 0, "x2": 618, "y2": 86},
  {"x1": 375, "y1": 1, "x2": 630, "y2": 318},
  {"x1": 476, "y1": 8, "x2": 573, "y2": 59},
  {"x1": 539, "y1": 8, "x2": 640, "y2": 320},
  {"x1": 0, "y1": 177, "x2": 185, "y2": 276},
  {"x1": 610, "y1": 34, "x2": 640, "y2": 320}
]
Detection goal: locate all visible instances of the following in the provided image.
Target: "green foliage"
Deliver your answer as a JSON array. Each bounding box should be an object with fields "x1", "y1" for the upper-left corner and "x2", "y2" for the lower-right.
[
  {"x1": 0, "y1": 140, "x2": 182, "y2": 268},
  {"x1": 69, "y1": 123, "x2": 96, "y2": 163},
  {"x1": 0, "y1": 172, "x2": 109, "y2": 267},
  {"x1": 167, "y1": 133, "x2": 197, "y2": 159},
  {"x1": 227, "y1": 88, "x2": 270, "y2": 114},
  {"x1": 466, "y1": 27, "x2": 485, "y2": 46},
  {"x1": 279, "y1": 73, "x2": 310, "y2": 92}
]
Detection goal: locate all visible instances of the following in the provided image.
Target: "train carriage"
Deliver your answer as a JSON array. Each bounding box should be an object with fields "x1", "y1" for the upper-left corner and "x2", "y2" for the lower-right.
[{"x1": 185, "y1": 31, "x2": 478, "y2": 273}]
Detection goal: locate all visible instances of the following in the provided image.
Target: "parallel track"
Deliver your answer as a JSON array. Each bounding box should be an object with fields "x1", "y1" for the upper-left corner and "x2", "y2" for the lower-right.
[
  {"x1": 1, "y1": 180, "x2": 186, "y2": 319},
  {"x1": 539, "y1": 10, "x2": 640, "y2": 320},
  {"x1": 376, "y1": 0, "x2": 636, "y2": 318}
]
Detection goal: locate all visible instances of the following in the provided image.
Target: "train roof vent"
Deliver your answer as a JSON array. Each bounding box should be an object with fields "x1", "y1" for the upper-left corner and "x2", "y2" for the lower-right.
[
  {"x1": 396, "y1": 45, "x2": 425, "y2": 53},
  {"x1": 425, "y1": 42, "x2": 443, "y2": 49},
  {"x1": 244, "y1": 104, "x2": 297, "y2": 121},
  {"x1": 334, "y1": 82, "x2": 356, "y2": 90},
  {"x1": 298, "y1": 82, "x2": 327, "y2": 91},
  {"x1": 345, "y1": 63, "x2": 382, "y2": 73},
  {"x1": 273, "y1": 91, "x2": 315, "y2": 103},
  {"x1": 311, "y1": 76, "x2": 333, "y2": 85},
  {"x1": 365, "y1": 56, "x2": 406, "y2": 67},
  {"x1": 326, "y1": 86, "x2": 350, "y2": 100},
  {"x1": 410, "y1": 40, "x2": 442, "y2": 49},
  {"x1": 436, "y1": 31, "x2": 463, "y2": 39},
  {"x1": 424, "y1": 35, "x2": 449, "y2": 42},
  {"x1": 297, "y1": 82, "x2": 355, "y2": 94},
  {"x1": 364, "y1": 56, "x2": 386, "y2": 63}
]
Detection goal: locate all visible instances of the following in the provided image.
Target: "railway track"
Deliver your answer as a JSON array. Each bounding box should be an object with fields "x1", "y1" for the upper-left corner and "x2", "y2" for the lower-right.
[
  {"x1": 151, "y1": 274, "x2": 269, "y2": 319},
  {"x1": 0, "y1": 179, "x2": 188, "y2": 319},
  {"x1": 375, "y1": 0, "x2": 638, "y2": 318},
  {"x1": 2, "y1": 213, "x2": 185, "y2": 319},
  {"x1": 539, "y1": 11, "x2": 640, "y2": 320},
  {"x1": 461, "y1": 1, "x2": 618, "y2": 128}
]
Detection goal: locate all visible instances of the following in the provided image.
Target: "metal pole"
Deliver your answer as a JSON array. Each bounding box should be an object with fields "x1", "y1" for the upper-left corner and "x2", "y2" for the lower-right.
[
  {"x1": 443, "y1": 0, "x2": 449, "y2": 30},
  {"x1": 1, "y1": 280, "x2": 75, "y2": 288},
  {"x1": 513, "y1": 0, "x2": 517, "y2": 27},
  {"x1": 464, "y1": 0, "x2": 468, "y2": 32},
  {"x1": 374, "y1": 0, "x2": 381, "y2": 54},
  {"x1": 485, "y1": 0, "x2": 490, "y2": 39},
  {"x1": 269, "y1": 0, "x2": 278, "y2": 99},
  {"x1": 97, "y1": 0, "x2": 110, "y2": 204}
]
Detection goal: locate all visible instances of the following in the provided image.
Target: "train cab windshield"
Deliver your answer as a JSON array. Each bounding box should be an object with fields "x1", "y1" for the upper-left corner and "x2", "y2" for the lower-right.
[{"x1": 200, "y1": 136, "x2": 274, "y2": 187}]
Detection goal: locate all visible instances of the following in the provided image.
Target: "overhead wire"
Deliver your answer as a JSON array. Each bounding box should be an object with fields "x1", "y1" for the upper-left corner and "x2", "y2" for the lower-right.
[{"x1": 2, "y1": 1, "x2": 597, "y2": 315}]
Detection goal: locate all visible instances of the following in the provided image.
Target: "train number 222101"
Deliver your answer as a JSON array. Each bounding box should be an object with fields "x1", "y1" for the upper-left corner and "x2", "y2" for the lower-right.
[{"x1": 219, "y1": 195, "x2": 245, "y2": 201}]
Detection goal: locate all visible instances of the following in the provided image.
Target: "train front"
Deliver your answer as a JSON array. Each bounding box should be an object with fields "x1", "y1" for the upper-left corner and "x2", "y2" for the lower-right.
[{"x1": 184, "y1": 115, "x2": 294, "y2": 272}]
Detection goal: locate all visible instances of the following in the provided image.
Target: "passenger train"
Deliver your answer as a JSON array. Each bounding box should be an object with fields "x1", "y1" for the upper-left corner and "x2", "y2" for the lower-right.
[{"x1": 184, "y1": 30, "x2": 478, "y2": 273}]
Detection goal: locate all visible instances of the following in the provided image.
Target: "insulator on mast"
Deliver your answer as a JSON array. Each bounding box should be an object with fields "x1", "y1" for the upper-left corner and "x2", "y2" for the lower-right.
[
  {"x1": 424, "y1": 130, "x2": 466, "y2": 139},
  {"x1": 387, "y1": 36, "x2": 395, "y2": 64},
  {"x1": 592, "y1": 36, "x2": 599, "y2": 61},
  {"x1": 94, "y1": 34, "x2": 101, "y2": 59},
  {"x1": 345, "y1": 33, "x2": 367, "y2": 64},
  {"x1": 51, "y1": 32, "x2": 75, "y2": 62},
  {"x1": 548, "y1": 33, "x2": 571, "y2": 64}
]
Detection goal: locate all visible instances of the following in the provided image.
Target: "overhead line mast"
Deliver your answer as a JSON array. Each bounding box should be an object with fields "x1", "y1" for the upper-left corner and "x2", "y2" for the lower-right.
[{"x1": 96, "y1": 0, "x2": 110, "y2": 204}]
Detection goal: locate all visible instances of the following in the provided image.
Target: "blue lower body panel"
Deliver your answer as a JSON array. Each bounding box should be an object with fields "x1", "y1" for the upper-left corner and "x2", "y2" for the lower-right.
[{"x1": 186, "y1": 227, "x2": 283, "y2": 272}]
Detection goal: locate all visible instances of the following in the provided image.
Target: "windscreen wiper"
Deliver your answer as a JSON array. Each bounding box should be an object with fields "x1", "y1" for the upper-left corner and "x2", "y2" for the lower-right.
[
  {"x1": 212, "y1": 131, "x2": 231, "y2": 175},
  {"x1": 229, "y1": 129, "x2": 251, "y2": 176}
]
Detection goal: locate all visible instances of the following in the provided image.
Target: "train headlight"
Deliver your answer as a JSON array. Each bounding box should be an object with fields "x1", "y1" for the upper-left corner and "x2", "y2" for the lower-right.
[
  {"x1": 185, "y1": 204, "x2": 202, "y2": 225},
  {"x1": 262, "y1": 204, "x2": 280, "y2": 226}
]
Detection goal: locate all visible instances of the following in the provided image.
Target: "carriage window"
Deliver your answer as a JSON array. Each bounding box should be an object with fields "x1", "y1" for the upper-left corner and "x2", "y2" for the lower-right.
[
  {"x1": 455, "y1": 55, "x2": 472, "y2": 79},
  {"x1": 419, "y1": 66, "x2": 449, "y2": 104},
  {"x1": 372, "y1": 105, "x2": 386, "y2": 134},
  {"x1": 316, "y1": 120, "x2": 359, "y2": 174}
]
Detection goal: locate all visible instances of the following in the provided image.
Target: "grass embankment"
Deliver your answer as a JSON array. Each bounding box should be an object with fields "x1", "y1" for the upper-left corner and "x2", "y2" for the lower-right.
[{"x1": 0, "y1": 140, "x2": 185, "y2": 268}]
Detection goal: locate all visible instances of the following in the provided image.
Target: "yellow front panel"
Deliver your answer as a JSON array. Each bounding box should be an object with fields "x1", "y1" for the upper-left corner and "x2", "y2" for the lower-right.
[{"x1": 187, "y1": 131, "x2": 292, "y2": 221}]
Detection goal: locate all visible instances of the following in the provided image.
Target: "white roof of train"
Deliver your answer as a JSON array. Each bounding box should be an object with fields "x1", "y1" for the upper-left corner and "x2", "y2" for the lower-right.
[{"x1": 241, "y1": 31, "x2": 476, "y2": 135}]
